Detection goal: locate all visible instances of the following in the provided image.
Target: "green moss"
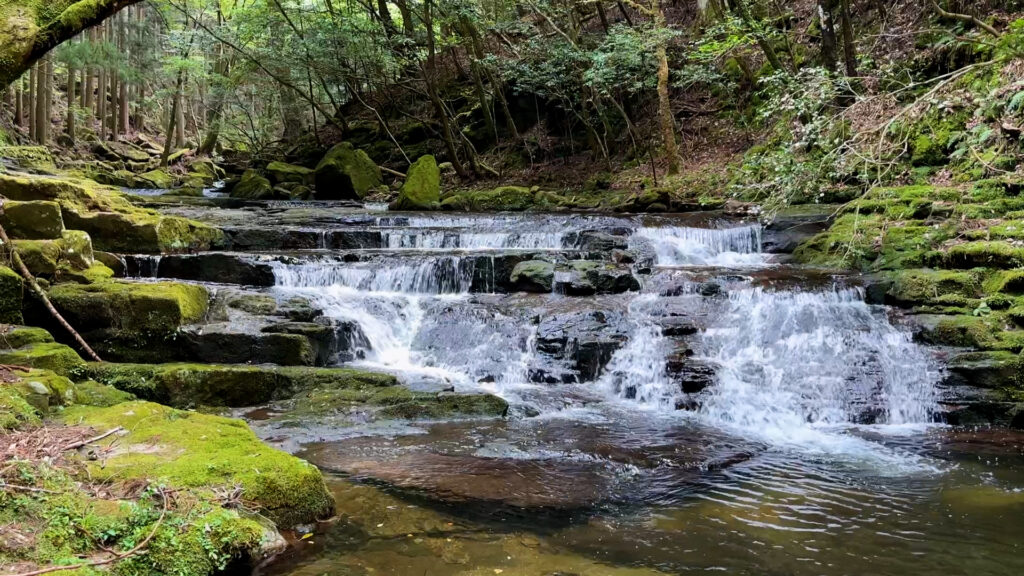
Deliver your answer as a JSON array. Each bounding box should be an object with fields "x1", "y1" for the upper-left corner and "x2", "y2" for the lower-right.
[
  {"x1": 887, "y1": 269, "x2": 981, "y2": 304},
  {"x1": 0, "y1": 342, "x2": 86, "y2": 376},
  {"x1": 391, "y1": 155, "x2": 440, "y2": 210},
  {"x1": 314, "y1": 142, "x2": 383, "y2": 200},
  {"x1": 940, "y1": 241, "x2": 1024, "y2": 269},
  {"x1": 0, "y1": 325, "x2": 54, "y2": 349},
  {"x1": 82, "y1": 362, "x2": 398, "y2": 408},
  {"x1": 135, "y1": 168, "x2": 176, "y2": 189},
  {"x1": 62, "y1": 401, "x2": 335, "y2": 527},
  {"x1": 48, "y1": 280, "x2": 209, "y2": 335},
  {"x1": 230, "y1": 169, "x2": 274, "y2": 200},
  {"x1": 0, "y1": 200, "x2": 64, "y2": 239},
  {"x1": 0, "y1": 265, "x2": 24, "y2": 324}
]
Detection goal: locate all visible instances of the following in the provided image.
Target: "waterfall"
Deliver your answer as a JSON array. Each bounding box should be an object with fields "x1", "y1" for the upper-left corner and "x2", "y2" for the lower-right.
[
  {"x1": 634, "y1": 224, "x2": 764, "y2": 267},
  {"x1": 271, "y1": 256, "x2": 474, "y2": 294},
  {"x1": 599, "y1": 295, "x2": 674, "y2": 408},
  {"x1": 696, "y1": 288, "x2": 942, "y2": 445}
]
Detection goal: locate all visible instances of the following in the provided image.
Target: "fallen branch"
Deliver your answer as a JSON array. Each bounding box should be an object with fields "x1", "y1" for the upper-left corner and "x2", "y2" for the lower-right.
[
  {"x1": 0, "y1": 206, "x2": 102, "y2": 362},
  {"x1": 0, "y1": 488, "x2": 168, "y2": 576},
  {"x1": 61, "y1": 427, "x2": 124, "y2": 452},
  {"x1": 929, "y1": 0, "x2": 1000, "y2": 38},
  {"x1": 380, "y1": 166, "x2": 407, "y2": 179}
]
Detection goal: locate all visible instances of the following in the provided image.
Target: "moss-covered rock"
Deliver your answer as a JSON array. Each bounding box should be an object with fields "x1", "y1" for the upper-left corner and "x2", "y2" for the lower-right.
[
  {"x1": 82, "y1": 362, "x2": 397, "y2": 408},
  {"x1": 390, "y1": 155, "x2": 440, "y2": 210},
  {"x1": 0, "y1": 265, "x2": 23, "y2": 324},
  {"x1": 0, "y1": 146, "x2": 56, "y2": 172},
  {"x1": 314, "y1": 142, "x2": 383, "y2": 200},
  {"x1": 0, "y1": 173, "x2": 224, "y2": 253},
  {"x1": 0, "y1": 342, "x2": 85, "y2": 377},
  {"x1": 0, "y1": 325, "x2": 54, "y2": 349},
  {"x1": 229, "y1": 169, "x2": 275, "y2": 200},
  {"x1": 61, "y1": 401, "x2": 335, "y2": 527},
  {"x1": 47, "y1": 280, "x2": 209, "y2": 334},
  {"x1": 135, "y1": 168, "x2": 176, "y2": 189},
  {"x1": 0, "y1": 200, "x2": 64, "y2": 239},
  {"x1": 266, "y1": 161, "x2": 314, "y2": 186},
  {"x1": 510, "y1": 260, "x2": 554, "y2": 292}
]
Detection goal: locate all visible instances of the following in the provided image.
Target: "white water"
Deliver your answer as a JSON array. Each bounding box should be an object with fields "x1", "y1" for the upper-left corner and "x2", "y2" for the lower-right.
[
  {"x1": 693, "y1": 287, "x2": 942, "y2": 458},
  {"x1": 635, "y1": 224, "x2": 765, "y2": 267},
  {"x1": 380, "y1": 230, "x2": 567, "y2": 250},
  {"x1": 272, "y1": 257, "x2": 473, "y2": 294}
]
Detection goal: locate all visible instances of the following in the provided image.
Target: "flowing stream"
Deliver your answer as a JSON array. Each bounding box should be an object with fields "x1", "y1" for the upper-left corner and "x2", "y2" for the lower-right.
[{"x1": 218, "y1": 208, "x2": 1024, "y2": 576}]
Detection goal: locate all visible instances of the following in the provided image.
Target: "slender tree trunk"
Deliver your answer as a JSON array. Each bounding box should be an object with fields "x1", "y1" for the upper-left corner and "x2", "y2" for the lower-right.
[
  {"x1": 818, "y1": 0, "x2": 840, "y2": 73},
  {"x1": 655, "y1": 3, "x2": 679, "y2": 175},
  {"x1": 839, "y1": 0, "x2": 858, "y2": 77},
  {"x1": 66, "y1": 66, "x2": 76, "y2": 142}
]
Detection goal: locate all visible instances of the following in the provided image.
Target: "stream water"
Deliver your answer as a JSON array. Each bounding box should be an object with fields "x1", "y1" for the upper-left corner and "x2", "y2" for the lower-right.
[{"x1": 196, "y1": 208, "x2": 1024, "y2": 576}]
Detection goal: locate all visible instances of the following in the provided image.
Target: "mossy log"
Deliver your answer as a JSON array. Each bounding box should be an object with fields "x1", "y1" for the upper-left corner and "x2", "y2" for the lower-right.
[{"x1": 0, "y1": 0, "x2": 144, "y2": 88}]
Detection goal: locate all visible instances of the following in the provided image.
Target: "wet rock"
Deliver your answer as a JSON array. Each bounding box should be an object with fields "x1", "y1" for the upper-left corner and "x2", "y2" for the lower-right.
[
  {"x1": 181, "y1": 326, "x2": 317, "y2": 366},
  {"x1": 942, "y1": 351, "x2": 1022, "y2": 389},
  {"x1": 150, "y1": 253, "x2": 276, "y2": 286},
  {"x1": 510, "y1": 260, "x2": 555, "y2": 293},
  {"x1": 326, "y1": 229, "x2": 383, "y2": 249},
  {"x1": 536, "y1": 310, "x2": 629, "y2": 382},
  {"x1": 390, "y1": 155, "x2": 440, "y2": 210},
  {"x1": 554, "y1": 261, "x2": 640, "y2": 295},
  {"x1": 314, "y1": 142, "x2": 383, "y2": 200},
  {"x1": 278, "y1": 296, "x2": 323, "y2": 322},
  {"x1": 318, "y1": 452, "x2": 611, "y2": 511},
  {"x1": 262, "y1": 321, "x2": 341, "y2": 365},
  {"x1": 666, "y1": 355, "x2": 718, "y2": 394},
  {"x1": 0, "y1": 200, "x2": 64, "y2": 239},
  {"x1": 223, "y1": 227, "x2": 325, "y2": 250}
]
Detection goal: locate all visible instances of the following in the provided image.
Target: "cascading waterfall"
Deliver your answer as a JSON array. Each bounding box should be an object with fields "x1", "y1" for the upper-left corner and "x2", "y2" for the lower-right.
[
  {"x1": 271, "y1": 256, "x2": 474, "y2": 293},
  {"x1": 696, "y1": 287, "x2": 942, "y2": 448},
  {"x1": 599, "y1": 295, "x2": 675, "y2": 408},
  {"x1": 634, "y1": 224, "x2": 764, "y2": 267}
]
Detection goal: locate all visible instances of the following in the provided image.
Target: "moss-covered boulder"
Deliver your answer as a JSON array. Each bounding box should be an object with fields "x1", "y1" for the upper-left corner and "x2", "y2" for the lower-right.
[
  {"x1": 440, "y1": 186, "x2": 535, "y2": 212},
  {"x1": 48, "y1": 281, "x2": 209, "y2": 334},
  {"x1": 83, "y1": 362, "x2": 397, "y2": 408},
  {"x1": 230, "y1": 169, "x2": 275, "y2": 200},
  {"x1": 62, "y1": 401, "x2": 335, "y2": 527},
  {"x1": 0, "y1": 173, "x2": 224, "y2": 253},
  {"x1": 266, "y1": 161, "x2": 314, "y2": 186},
  {"x1": 314, "y1": 142, "x2": 383, "y2": 200},
  {"x1": 510, "y1": 260, "x2": 555, "y2": 292},
  {"x1": 135, "y1": 168, "x2": 176, "y2": 189},
  {"x1": 0, "y1": 341, "x2": 86, "y2": 377},
  {"x1": 0, "y1": 200, "x2": 64, "y2": 239},
  {"x1": 0, "y1": 146, "x2": 56, "y2": 172},
  {"x1": 0, "y1": 266, "x2": 23, "y2": 324},
  {"x1": 390, "y1": 155, "x2": 440, "y2": 210}
]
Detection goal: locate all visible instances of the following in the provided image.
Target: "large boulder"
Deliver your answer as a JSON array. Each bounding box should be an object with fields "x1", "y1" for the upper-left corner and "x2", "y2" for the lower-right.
[
  {"x1": 390, "y1": 155, "x2": 440, "y2": 210},
  {"x1": 230, "y1": 170, "x2": 276, "y2": 200},
  {"x1": 266, "y1": 161, "x2": 314, "y2": 186},
  {"x1": 314, "y1": 142, "x2": 383, "y2": 200},
  {"x1": 0, "y1": 200, "x2": 64, "y2": 239}
]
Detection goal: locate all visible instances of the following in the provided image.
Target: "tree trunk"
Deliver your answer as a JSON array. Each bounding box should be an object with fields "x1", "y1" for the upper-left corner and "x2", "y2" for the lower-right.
[
  {"x1": 839, "y1": 0, "x2": 858, "y2": 77},
  {"x1": 655, "y1": 3, "x2": 679, "y2": 175},
  {"x1": 818, "y1": 0, "x2": 839, "y2": 73},
  {"x1": 66, "y1": 65, "x2": 76, "y2": 142}
]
